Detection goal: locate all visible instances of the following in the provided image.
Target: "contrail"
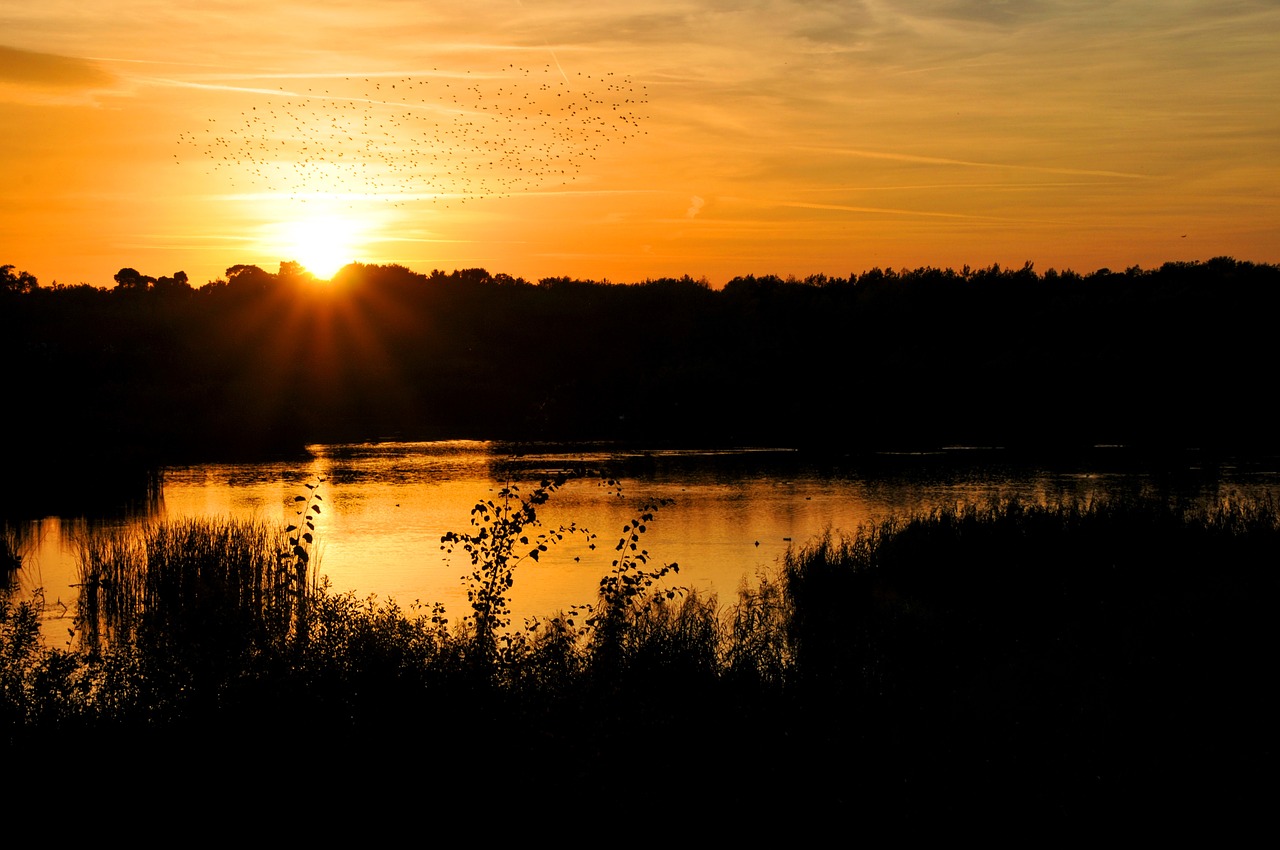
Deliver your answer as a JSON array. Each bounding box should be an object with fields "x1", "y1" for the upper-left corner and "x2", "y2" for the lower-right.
[
  {"x1": 140, "y1": 77, "x2": 293, "y2": 97},
  {"x1": 547, "y1": 46, "x2": 569, "y2": 84},
  {"x1": 515, "y1": 0, "x2": 570, "y2": 84},
  {"x1": 723, "y1": 195, "x2": 1066, "y2": 225},
  {"x1": 798, "y1": 145, "x2": 1150, "y2": 180}
]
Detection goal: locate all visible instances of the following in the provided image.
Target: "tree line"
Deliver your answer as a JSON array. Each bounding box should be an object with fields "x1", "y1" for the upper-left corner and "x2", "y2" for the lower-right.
[{"x1": 3, "y1": 257, "x2": 1278, "y2": 471}]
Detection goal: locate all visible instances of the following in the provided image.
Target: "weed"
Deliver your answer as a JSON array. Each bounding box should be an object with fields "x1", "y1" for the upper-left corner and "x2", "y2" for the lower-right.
[
  {"x1": 581, "y1": 497, "x2": 685, "y2": 667},
  {"x1": 440, "y1": 473, "x2": 590, "y2": 666},
  {"x1": 71, "y1": 475, "x2": 326, "y2": 658},
  {"x1": 1, "y1": 591, "x2": 44, "y2": 731},
  {"x1": 1, "y1": 526, "x2": 21, "y2": 591},
  {"x1": 9, "y1": 485, "x2": 1278, "y2": 816},
  {"x1": 283, "y1": 474, "x2": 325, "y2": 644},
  {"x1": 721, "y1": 570, "x2": 792, "y2": 687}
]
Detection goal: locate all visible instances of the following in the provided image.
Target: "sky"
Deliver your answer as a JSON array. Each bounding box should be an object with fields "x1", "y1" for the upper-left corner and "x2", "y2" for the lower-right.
[{"x1": 2, "y1": 0, "x2": 1278, "y2": 287}]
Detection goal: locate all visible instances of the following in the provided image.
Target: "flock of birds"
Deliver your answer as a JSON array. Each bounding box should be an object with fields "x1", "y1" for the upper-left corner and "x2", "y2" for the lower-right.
[{"x1": 175, "y1": 64, "x2": 650, "y2": 207}]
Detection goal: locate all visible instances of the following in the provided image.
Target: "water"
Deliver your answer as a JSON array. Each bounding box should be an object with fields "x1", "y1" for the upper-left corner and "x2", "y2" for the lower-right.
[{"x1": 7, "y1": 441, "x2": 1280, "y2": 644}]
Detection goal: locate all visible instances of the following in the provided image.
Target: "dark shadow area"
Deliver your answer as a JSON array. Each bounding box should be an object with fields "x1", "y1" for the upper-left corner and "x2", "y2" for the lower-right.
[
  {"x1": 4, "y1": 494, "x2": 1277, "y2": 828},
  {"x1": 4, "y1": 258, "x2": 1278, "y2": 475}
]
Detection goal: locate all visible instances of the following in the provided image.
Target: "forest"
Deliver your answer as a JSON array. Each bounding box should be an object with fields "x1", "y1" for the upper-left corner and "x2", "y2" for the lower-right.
[{"x1": 3, "y1": 257, "x2": 1277, "y2": 472}]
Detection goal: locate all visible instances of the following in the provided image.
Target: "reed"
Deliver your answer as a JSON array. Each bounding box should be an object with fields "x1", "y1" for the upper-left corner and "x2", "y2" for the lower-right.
[
  {"x1": 1, "y1": 592, "x2": 43, "y2": 732},
  {"x1": 780, "y1": 495, "x2": 1280, "y2": 727},
  {"x1": 601, "y1": 587, "x2": 720, "y2": 685},
  {"x1": 1, "y1": 528, "x2": 20, "y2": 590},
  {"x1": 7, "y1": 489, "x2": 1276, "y2": 822},
  {"x1": 720, "y1": 570, "x2": 792, "y2": 688},
  {"x1": 74, "y1": 516, "x2": 311, "y2": 657}
]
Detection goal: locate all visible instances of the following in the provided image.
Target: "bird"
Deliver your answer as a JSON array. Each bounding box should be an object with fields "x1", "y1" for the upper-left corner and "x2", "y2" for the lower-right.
[{"x1": 176, "y1": 63, "x2": 650, "y2": 210}]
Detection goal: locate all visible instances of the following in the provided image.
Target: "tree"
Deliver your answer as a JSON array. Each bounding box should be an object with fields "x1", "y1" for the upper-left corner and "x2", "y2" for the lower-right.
[
  {"x1": 224, "y1": 264, "x2": 276, "y2": 294},
  {"x1": 277, "y1": 260, "x2": 314, "y2": 285},
  {"x1": 0, "y1": 264, "x2": 37, "y2": 294},
  {"x1": 154, "y1": 270, "x2": 193, "y2": 295},
  {"x1": 113, "y1": 267, "x2": 155, "y2": 292}
]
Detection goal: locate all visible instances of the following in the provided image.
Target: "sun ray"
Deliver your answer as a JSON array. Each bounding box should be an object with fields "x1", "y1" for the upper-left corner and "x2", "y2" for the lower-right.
[{"x1": 265, "y1": 214, "x2": 367, "y2": 279}]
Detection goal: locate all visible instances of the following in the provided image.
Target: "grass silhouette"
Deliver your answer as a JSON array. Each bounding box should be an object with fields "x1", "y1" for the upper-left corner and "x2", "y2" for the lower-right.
[{"x1": 4, "y1": 491, "x2": 1278, "y2": 824}]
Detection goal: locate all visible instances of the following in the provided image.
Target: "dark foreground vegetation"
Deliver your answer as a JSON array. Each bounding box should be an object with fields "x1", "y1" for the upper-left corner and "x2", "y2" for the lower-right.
[
  {"x1": 4, "y1": 257, "x2": 1279, "y2": 477},
  {"x1": 4, "y1": 487, "x2": 1277, "y2": 825}
]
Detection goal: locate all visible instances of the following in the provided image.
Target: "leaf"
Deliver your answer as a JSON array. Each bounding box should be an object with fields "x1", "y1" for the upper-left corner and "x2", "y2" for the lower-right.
[
  {"x1": 529, "y1": 549, "x2": 540, "y2": 561},
  {"x1": 294, "y1": 495, "x2": 306, "y2": 502},
  {"x1": 285, "y1": 525, "x2": 297, "y2": 532}
]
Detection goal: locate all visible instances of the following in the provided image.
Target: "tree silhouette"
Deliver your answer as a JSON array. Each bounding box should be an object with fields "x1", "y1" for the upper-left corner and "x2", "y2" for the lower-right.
[
  {"x1": 0, "y1": 264, "x2": 37, "y2": 294},
  {"x1": 154, "y1": 270, "x2": 192, "y2": 296},
  {"x1": 3, "y1": 255, "x2": 1279, "y2": 463},
  {"x1": 276, "y1": 261, "x2": 314, "y2": 286},
  {"x1": 113, "y1": 267, "x2": 157, "y2": 293},
  {"x1": 224, "y1": 264, "x2": 276, "y2": 294}
]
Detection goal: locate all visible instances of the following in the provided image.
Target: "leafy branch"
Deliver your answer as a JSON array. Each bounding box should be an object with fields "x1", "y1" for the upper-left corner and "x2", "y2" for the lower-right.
[
  {"x1": 585, "y1": 496, "x2": 684, "y2": 640},
  {"x1": 440, "y1": 473, "x2": 591, "y2": 665},
  {"x1": 283, "y1": 474, "x2": 325, "y2": 643}
]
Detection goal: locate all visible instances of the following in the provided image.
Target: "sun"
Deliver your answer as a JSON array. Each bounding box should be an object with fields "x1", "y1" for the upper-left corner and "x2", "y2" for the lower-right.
[{"x1": 274, "y1": 215, "x2": 365, "y2": 280}]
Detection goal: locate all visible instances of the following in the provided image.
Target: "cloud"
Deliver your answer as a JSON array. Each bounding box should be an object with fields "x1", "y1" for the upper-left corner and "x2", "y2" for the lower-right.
[
  {"x1": 0, "y1": 45, "x2": 113, "y2": 89},
  {"x1": 686, "y1": 195, "x2": 705, "y2": 218}
]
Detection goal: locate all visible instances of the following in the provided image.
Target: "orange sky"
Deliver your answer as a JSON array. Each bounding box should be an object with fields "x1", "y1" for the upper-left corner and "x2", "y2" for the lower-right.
[{"x1": 2, "y1": 1, "x2": 1278, "y2": 287}]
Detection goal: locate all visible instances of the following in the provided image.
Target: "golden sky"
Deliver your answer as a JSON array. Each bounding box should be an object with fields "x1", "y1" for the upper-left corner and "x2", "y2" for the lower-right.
[{"x1": 2, "y1": 1, "x2": 1278, "y2": 287}]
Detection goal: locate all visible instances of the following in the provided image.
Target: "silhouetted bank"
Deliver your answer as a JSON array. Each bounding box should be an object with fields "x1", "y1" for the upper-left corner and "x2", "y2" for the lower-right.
[
  {"x1": 5, "y1": 495, "x2": 1277, "y2": 825},
  {"x1": 3, "y1": 258, "x2": 1277, "y2": 470}
]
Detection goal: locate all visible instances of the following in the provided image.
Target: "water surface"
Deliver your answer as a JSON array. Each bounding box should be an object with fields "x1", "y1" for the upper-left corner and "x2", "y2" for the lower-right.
[{"x1": 8, "y1": 441, "x2": 1279, "y2": 643}]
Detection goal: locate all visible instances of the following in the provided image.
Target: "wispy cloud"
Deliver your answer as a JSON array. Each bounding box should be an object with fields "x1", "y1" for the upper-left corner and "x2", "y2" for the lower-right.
[
  {"x1": 0, "y1": 45, "x2": 113, "y2": 89},
  {"x1": 796, "y1": 146, "x2": 1153, "y2": 180},
  {"x1": 138, "y1": 78, "x2": 300, "y2": 98},
  {"x1": 770, "y1": 199, "x2": 1063, "y2": 225}
]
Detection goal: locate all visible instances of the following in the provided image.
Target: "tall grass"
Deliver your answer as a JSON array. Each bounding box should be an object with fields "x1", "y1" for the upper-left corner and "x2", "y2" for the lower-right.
[
  {"x1": 720, "y1": 570, "x2": 792, "y2": 687},
  {"x1": 55, "y1": 494, "x2": 1280, "y2": 713},
  {"x1": 74, "y1": 516, "x2": 311, "y2": 656},
  {"x1": 1, "y1": 525, "x2": 22, "y2": 591},
  {"x1": 783, "y1": 496, "x2": 1280, "y2": 693},
  {"x1": 6, "y1": 493, "x2": 1278, "y2": 818}
]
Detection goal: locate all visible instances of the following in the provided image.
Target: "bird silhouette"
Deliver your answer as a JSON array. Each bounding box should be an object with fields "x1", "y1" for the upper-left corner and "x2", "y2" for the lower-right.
[{"x1": 176, "y1": 63, "x2": 650, "y2": 209}]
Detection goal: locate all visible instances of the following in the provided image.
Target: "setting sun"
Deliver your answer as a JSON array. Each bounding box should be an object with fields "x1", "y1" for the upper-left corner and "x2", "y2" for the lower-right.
[{"x1": 270, "y1": 215, "x2": 365, "y2": 280}]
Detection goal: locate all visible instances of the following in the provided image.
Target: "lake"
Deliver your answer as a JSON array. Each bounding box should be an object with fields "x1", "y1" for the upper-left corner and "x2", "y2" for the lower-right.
[{"x1": 7, "y1": 441, "x2": 1280, "y2": 644}]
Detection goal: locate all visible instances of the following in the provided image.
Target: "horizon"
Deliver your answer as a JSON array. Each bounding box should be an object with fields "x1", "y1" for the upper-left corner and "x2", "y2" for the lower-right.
[
  {"x1": 8, "y1": 253, "x2": 1275, "y2": 293},
  {"x1": 3, "y1": 2, "x2": 1278, "y2": 288}
]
